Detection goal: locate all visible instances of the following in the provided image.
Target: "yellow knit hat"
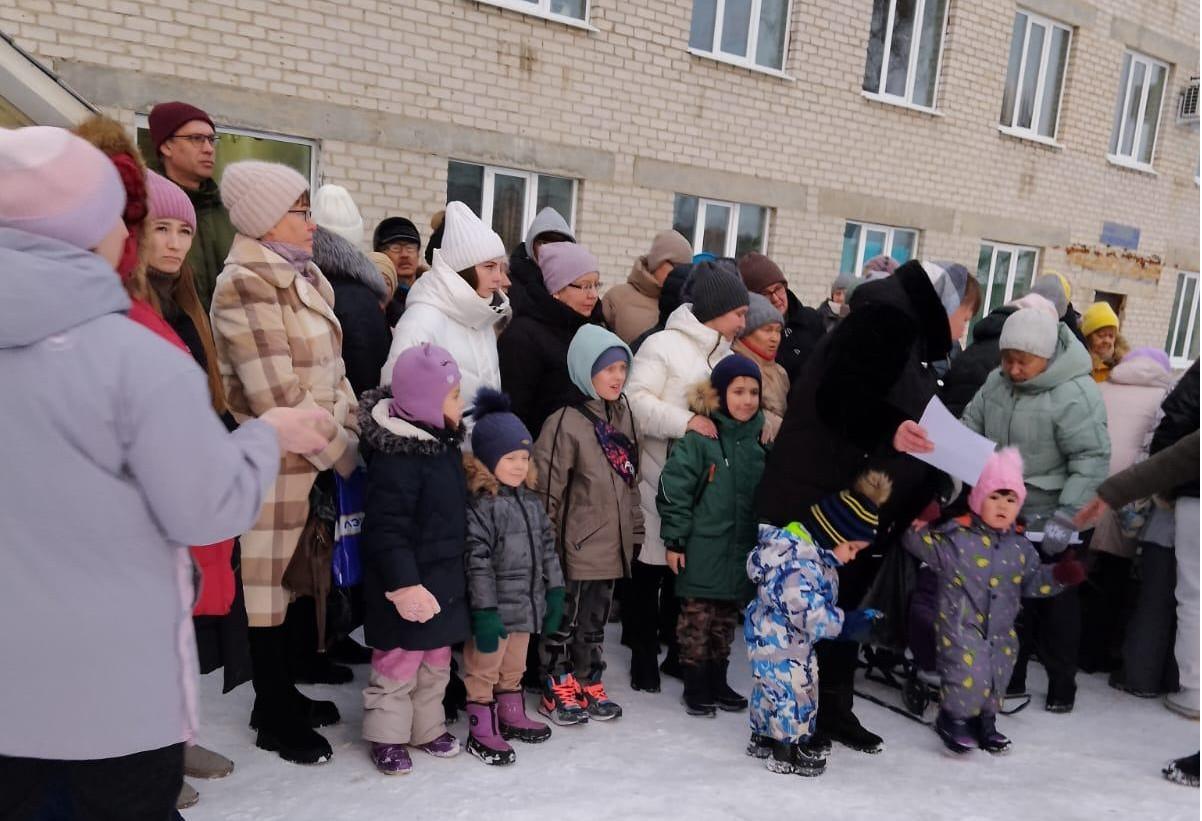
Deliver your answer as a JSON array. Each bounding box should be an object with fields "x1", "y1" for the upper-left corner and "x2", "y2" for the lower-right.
[{"x1": 1081, "y1": 301, "x2": 1120, "y2": 337}]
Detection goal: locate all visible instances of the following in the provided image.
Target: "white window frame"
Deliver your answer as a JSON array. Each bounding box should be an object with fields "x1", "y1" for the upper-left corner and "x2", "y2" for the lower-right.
[
  {"x1": 842, "y1": 220, "x2": 919, "y2": 276},
  {"x1": 1167, "y1": 271, "x2": 1200, "y2": 369},
  {"x1": 475, "y1": 0, "x2": 594, "y2": 31},
  {"x1": 1107, "y1": 51, "x2": 1170, "y2": 173},
  {"x1": 133, "y1": 114, "x2": 318, "y2": 190},
  {"x1": 450, "y1": 160, "x2": 578, "y2": 244},
  {"x1": 998, "y1": 10, "x2": 1072, "y2": 147},
  {"x1": 977, "y1": 241, "x2": 1040, "y2": 313},
  {"x1": 861, "y1": 0, "x2": 950, "y2": 113},
  {"x1": 687, "y1": 0, "x2": 795, "y2": 78},
  {"x1": 676, "y1": 195, "x2": 770, "y2": 258}
]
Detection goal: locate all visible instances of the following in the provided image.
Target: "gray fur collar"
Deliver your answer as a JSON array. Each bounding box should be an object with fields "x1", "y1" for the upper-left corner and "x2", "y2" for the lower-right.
[
  {"x1": 312, "y1": 227, "x2": 389, "y2": 299},
  {"x1": 358, "y1": 387, "x2": 465, "y2": 456}
]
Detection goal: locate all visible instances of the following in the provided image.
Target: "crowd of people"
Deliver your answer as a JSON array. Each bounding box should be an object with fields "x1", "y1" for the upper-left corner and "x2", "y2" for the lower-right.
[{"x1": 0, "y1": 99, "x2": 1198, "y2": 819}]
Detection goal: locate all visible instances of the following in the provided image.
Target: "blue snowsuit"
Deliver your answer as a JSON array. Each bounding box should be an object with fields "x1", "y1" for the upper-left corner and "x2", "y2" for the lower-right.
[{"x1": 745, "y1": 523, "x2": 847, "y2": 743}]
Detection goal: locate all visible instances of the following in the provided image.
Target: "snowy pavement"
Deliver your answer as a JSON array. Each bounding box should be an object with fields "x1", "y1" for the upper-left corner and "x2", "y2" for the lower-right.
[{"x1": 184, "y1": 627, "x2": 1199, "y2": 821}]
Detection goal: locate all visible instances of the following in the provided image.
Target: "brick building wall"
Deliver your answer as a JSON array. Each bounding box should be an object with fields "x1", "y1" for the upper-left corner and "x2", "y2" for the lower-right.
[{"x1": 2, "y1": 0, "x2": 1198, "y2": 351}]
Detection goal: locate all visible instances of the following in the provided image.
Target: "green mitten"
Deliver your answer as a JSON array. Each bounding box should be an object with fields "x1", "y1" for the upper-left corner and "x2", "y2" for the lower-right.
[
  {"x1": 542, "y1": 587, "x2": 566, "y2": 635},
  {"x1": 471, "y1": 609, "x2": 507, "y2": 654}
]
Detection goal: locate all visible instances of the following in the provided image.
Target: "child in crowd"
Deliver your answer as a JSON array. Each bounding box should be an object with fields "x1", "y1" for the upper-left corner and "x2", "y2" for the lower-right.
[
  {"x1": 358, "y1": 344, "x2": 471, "y2": 775},
  {"x1": 462, "y1": 388, "x2": 566, "y2": 765},
  {"x1": 534, "y1": 325, "x2": 644, "y2": 725},
  {"x1": 657, "y1": 354, "x2": 768, "y2": 717},
  {"x1": 745, "y1": 472, "x2": 892, "y2": 776},
  {"x1": 903, "y1": 448, "x2": 1087, "y2": 754}
]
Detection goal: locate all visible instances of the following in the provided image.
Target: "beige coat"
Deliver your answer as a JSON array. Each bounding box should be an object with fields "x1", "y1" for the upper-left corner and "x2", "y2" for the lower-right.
[
  {"x1": 533, "y1": 397, "x2": 645, "y2": 581},
  {"x1": 601, "y1": 256, "x2": 661, "y2": 345},
  {"x1": 733, "y1": 338, "x2": 790, "y2": 441},
  {"x1": 210, "y1": 235, "x2": 359, "y2": 626}
]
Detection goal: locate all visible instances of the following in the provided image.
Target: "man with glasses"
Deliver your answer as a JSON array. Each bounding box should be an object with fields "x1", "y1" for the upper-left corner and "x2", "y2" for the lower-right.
[
  {"x1": 737, "y1": 252, "x2": 824, "y2": 382},
  {"x1": 149, "y1": 101, "x2": 236, "y2": 308}
]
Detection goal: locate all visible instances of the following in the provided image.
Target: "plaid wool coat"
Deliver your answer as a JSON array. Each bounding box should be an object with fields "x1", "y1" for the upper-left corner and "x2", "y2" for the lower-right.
[{"x1": 210, "y1": 235, "x2": 360, "y2": 627}]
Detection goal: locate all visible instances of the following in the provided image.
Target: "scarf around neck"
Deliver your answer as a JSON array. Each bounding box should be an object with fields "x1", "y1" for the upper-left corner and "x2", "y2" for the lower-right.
[{"x1": 261, "y1": 240, "x2": 315, "y2": 282}]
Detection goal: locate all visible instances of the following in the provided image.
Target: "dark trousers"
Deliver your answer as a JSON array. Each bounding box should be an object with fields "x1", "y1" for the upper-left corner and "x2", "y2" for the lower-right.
[
  {"x1": 817, "y1": 547, "x2": 885, "y2": 698},
  {"x1": 0, "y1": 744, "x2": 183, "y2": 821},
  {"x1": 1118, "y1": 543, "x2": 1180, "y2": 694},
  {"x1": 1079, "y1": 552, "x2": 1134, "y2": 673},
  {"x1": 1011, "y1": 586, "x2": 1081, "y2": 691},
  {"x1": 540, "y1": 579, "x2": 616, "y2": 682},
  {"x1": 676, "y1": 598, "x2": 739, "y2": 666},
  {"x1": 622, "y1": 560, "x2": 681, "y2": 659}
]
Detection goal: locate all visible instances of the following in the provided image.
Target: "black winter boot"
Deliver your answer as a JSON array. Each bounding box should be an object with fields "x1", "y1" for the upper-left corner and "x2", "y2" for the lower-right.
[
  {"x1": 681, "y1": 664, "x2": 716, "y2": 717},
  {"x1": 248, "y1": 626, "x2": 333, "y2": 765},
  {"x1": 284, "y1": 596, "x2": 353, "y2": 685},
  {"x1": 630, "y1": 644, "x2": 661, "y2": 693},
  {"x1": 1045, "y1": 678, "x2": 1077, "y2": 713},
  {"x1": 708, "y1": 660, "x2": 747, "y2": 712},
  {"x1": 1163, "y1": 753, "x2": 1200, "y2": 787},
  {"x1": 975, "y1": 714, "x2": 1012, "y2": 754},
  {"x1": 816, "y1": 683, "x2": 883, "y2": 754},
  {"x1": 659, "y1": 642, "x2": 683, "y2": 680}
]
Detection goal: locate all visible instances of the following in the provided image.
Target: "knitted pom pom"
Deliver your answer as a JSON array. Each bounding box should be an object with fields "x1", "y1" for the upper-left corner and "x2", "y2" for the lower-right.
[
  {"x1": 471, "y1": 386, "x2": 513, "y2": 420},
  {"x1": 854, "y1": 470, "x2": 893, "y2": 508}
]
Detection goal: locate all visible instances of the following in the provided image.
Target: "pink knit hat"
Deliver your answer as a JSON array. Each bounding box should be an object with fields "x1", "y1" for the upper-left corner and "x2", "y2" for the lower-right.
[
  {"x1": 145, "y1": 170, "x2": 197, "y2": 231},
  {"x1": 389, "y1": 343, "x2": 462, "y2": 430},
  {"x1": 219, "y1": 160, "x2": 309, "y2": 239},
  {"x1": 969, "y1": 447, "x2": 1028, "y2": 517},
  {"x1": 0, "y1": 126, "x2": 125, "y2": 250},
  {"x1": 540, "y1": 241, "x2": 600, "y2": 294}
]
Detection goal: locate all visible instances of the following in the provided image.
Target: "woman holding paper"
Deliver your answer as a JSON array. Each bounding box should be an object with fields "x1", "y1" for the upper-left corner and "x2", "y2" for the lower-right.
[{"x1": 960, "y1": 305, "x2": 1110, "y2": 713}]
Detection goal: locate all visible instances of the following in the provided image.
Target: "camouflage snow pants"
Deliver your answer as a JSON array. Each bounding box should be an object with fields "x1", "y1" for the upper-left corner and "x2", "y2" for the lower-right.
[{"x1": 677, "y1": 598, "x2": 740, "y2": 666}]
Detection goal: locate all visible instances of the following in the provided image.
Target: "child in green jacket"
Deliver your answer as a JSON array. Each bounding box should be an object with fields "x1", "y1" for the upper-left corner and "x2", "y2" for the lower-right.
[{"x1": 657, "y1": 354, "x2": 767, "y2": 717}]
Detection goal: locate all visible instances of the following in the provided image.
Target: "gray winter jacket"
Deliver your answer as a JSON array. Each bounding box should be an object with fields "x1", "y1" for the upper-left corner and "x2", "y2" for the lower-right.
[
  {"x1": 0, "y1": 228, "x2": 279, "y2": 760},
  {"x1": 464, "y1": 456, "x2": 565, "y2": 633}
]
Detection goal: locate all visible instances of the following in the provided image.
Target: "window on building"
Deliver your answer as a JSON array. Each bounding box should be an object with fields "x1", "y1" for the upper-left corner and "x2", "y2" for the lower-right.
[
  {"x1": 839, "y1": 221, "x2": 918, "y2": 275},
  {"x1": 1166, "y1": 271, "x2": 1200, "y2": 368},
  {"x1": 447, "y1": 160, "x2": 577, "y2": 255},
  {"x1": 1108, "y1": 51, "x2": 1169, "y2": 169},
  {"x1": 861, "y1": 0, "x2": 949, "y2": 110},
  {"x1": 477, "y1": 0, "x2": 588, "y2": 26},
  {"x1": 975, "y1": 241, "x2": 1039, "y2": 319},
  {"x1": 999, "y1": 10, "x2": 1072, "y2": 142},
  {"x1": 688, "y1": 0, "x2": 792, "y2": 73},
  {"x1": 134, "y1": 117, "x2": 317, "y2": 189},
  {"x1": 672, "y1": 195, "x2": 768, "y2": 259}
]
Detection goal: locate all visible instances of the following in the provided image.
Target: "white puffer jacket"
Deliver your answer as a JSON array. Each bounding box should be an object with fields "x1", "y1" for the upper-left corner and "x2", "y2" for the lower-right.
[
  {"x1": 626, "y1": 304, "x2": 732, "y2": 565},
  {"x1": 381, "y1": 249, "x2": 511, "y2": 425}
]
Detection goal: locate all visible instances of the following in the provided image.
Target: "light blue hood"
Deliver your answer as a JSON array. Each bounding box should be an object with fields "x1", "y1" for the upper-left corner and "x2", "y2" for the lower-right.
[{"x1": 567, "y1": 324, "x2": 632, "y2": 398}]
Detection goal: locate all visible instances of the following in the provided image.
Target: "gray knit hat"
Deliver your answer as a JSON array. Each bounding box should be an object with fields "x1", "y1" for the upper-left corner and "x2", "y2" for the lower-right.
[
  {"x1": 740, "y1": 292, "x2": 784, "y2": 337},
  {"x1": 832, "y1": 270, "x2": 856, "y2": 293},
  {"x1": 1000, "y1": 307, "x2": 1058, "y2": 359},
  {"x1": 687, "y1": 259, "x2": 749, "y2": 323},
  {"x1": 1031, "y1": 274, "x2": 1069, "y2": 318}
]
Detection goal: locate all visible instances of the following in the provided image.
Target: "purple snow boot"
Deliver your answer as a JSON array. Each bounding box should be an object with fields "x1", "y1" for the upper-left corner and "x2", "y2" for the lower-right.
[
  {"x1": 934, "y1": 711, "x2": 976, "y2": 755},
  {"x1": 414, "y1": 731, "x2": 460, "y2": 758},
  {"x1": 370, "y1": 743, "x2": 412, "y2": 775},
  {"x1": 496, "y1": 690, "x2": 552, "y2": 743},
  {"x1": 466, "y1": 702, "x2": 516, "y2": 766}
]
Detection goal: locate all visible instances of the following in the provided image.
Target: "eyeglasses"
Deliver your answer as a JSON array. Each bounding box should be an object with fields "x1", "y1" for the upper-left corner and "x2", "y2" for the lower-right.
[
  {"x1": 565, "y1": 282, "x2": 600, "y2": 294},
  {"x1": 287, "y1": 209, "x2": 314, "y2": 222},
  {"x1": 763, "y1": 283, "x2": 787, "y2": 299},
  {"x1": 170, "y1": 134, "x2": 220, "y2": 147}
]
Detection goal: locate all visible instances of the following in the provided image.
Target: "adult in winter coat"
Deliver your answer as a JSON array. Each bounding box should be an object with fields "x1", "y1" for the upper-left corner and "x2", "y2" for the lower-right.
[
  {"x1": 209, "y1": 161, "x2": 361, "y2": 765},
  {"x1": 961, "y1": 306, "x2": 1109, "y2": 711},
  {"x1": 626, "y1": 260, "x2": 750, "y2": 679},
  {"x1": 1081, "y1": 301, "x2": 1130, "y2": 383},
  {"x1": 148, "y1": 101, "x2": 237, "y2": 309},
  {"x1": 737, "y1": 252, "x2": 825, "y2": 383},
  {"x1": 381, "y1": 201, "x2": 510, "y2": 422},
  {"x1": 602, "y1": 229, "x2": 694, "y2": 344},
  {"x1": 508, "y1": 206, "x2": 575, "y2": 317},
  {"x1": 816, "y1": 271, "x2": 854, "y2": 333},
  {"x1": 1030, "y1": 272, "x2": 1087, "y2": 344},
  {"x1": 374, "y1": 215, "x2": 424, "y2": 325},
  {"x1": 0, "y1": 127, "x2": 326, "y2": 818},
  {"x1": 499, "y1": 241, "x2": 603, "y2": 437},
  {"x1": 732, "y1": 293, "x2": 790, "y2": 442},
  {"x1": 756, "y1": 258, "x2": 980, "y2": 753},
  {"x1": 630, "y1": 263, "x2": 691, "y2": 352}
]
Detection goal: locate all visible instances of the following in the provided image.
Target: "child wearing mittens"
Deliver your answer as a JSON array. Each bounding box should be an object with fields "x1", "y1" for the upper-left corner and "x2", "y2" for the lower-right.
[
  {"x1": 462, "y1": 388, "x2": 566, "y2": 765},
  {"x1": 358, "y1": 343, "x2": 471, "y2": 776},
  {"x1": 903, "y1": 448, "x2": 1087, "y2": 755},
  {"x1": 745, "y1": 472, "x2": 892, "y2": 776}
]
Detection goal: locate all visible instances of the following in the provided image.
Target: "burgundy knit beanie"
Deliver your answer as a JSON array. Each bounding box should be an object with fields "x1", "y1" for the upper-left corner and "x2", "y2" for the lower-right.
[
  {"x1": 738, "y1": 252, "x2": 787, "y2": 294},
  {"x1": 148, "y1": 102, "x2": 215, "y2": 153}
]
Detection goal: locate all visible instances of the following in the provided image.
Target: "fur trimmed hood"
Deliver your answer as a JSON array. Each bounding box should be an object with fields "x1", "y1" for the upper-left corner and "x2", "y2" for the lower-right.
[
  {"x1": 358, "y1": 387, "x2": 465, "y2": 456},
  {"x1": 464, "y1": 454, "x2": 538, "y2": 495},
  {"x1": 687, "y1": 380, "x2": 721, "y2": 417},
  {"x1": 312, "y1": 226, "x2": 390, "y2": 300}
]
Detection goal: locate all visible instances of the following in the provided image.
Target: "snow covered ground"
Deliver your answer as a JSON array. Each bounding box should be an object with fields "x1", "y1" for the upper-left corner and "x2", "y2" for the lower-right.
[{"x1": 184, "y1": 627, "x2": 1199, "y2": 821}]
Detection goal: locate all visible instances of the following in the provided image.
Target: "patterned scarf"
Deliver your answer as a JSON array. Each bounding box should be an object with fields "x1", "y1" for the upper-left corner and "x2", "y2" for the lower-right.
[
  {"x1": 577, "y1": 404, "x2": 638, "y2": 487},
  {"x1": 262, "y1": 240, "x2": 316, "y2": 283}
]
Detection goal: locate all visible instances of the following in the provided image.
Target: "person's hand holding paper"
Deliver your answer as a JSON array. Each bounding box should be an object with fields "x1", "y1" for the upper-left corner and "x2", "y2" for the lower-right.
[{"x1": 908, "y1": 396, "x2": 997, "y2": 486}]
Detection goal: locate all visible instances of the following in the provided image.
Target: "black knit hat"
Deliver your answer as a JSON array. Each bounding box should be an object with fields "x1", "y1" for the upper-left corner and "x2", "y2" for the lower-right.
[
  {"x1": 687, "y1": 259, "x2": 749, "y2": 323},
  {"x1": 373, "y1": 216, "x2": 421, "y2": 251},
  {"x1": 796, "y1": 472, "x2": 893, "y2": 553}
]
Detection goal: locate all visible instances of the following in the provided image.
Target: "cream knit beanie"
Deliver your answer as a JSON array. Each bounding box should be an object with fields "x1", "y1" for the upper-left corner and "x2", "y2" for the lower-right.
[
  {"x1": 438, "y1": 200, "x2": 506, "y2": 272},
  {"x1": 220, "y1": 161, "x2": 309, "y2": 239},
  {"x1": 312, "y1": 183, "x2": 364, "y2": 245}
]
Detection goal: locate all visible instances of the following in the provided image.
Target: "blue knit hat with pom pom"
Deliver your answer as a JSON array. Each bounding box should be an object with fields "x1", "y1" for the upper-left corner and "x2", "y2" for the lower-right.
[{"x1": 470, "y1": 388, "x2": 534, "y2": 474}]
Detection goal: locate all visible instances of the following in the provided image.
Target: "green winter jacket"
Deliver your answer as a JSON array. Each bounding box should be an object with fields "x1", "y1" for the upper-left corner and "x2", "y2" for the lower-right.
[
  {"x1": 183, "y1": 177, "x2": 236, "y2": 310},
  {"x1": 961, "y1": 324, "x2": 1110, "y2": 528},
  {"x1": 656, "y1": 383, "x2": 766, "y2": 601}
]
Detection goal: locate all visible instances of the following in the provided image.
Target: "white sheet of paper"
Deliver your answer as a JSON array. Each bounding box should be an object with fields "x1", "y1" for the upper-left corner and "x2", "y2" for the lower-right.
[{"x1": 913, "y1": 396, "x2": 997, "y2": 485}]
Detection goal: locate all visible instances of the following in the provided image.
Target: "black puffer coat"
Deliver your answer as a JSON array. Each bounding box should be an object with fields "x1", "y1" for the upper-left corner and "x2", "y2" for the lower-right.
[
  {"x1": 498, "y1": 277, "x2": 600, "y2": 438},
  {"x1": 1151, "y1": 360, "x2": 1199, "y2": 497},
  {"x1": 940, "y1": 305, "x2": 1016, "y2": 418},
  {"x1": 359, "y1": 388, "x2": 471, "y2": 651},
  {"x1": 312, "y1": 228, "x2": 391, "y2": 397},
  {"x1": 777, "y1": 289, "x2": 826, "y2": 383},
  {"x1": 464, "y1": 456, "x2": 565, "y2": 632}
]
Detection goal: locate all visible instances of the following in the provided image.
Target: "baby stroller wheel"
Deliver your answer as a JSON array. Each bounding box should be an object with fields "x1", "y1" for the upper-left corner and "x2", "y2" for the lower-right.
[{"x1": 903, "y1": 676, "x2": 930, "y2": 716}]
